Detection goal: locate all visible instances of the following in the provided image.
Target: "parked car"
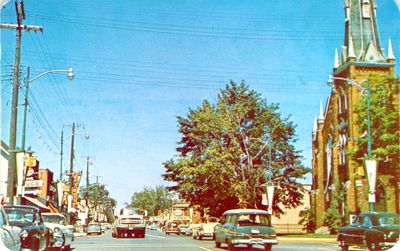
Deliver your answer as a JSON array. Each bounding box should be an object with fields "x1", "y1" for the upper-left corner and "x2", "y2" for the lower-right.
[
  {"x1": 148, "y1": 223, "x2": 158, "y2": 231},
  {"x1": 4, "y1": 205, "x2": 51, "y2": 251},
  {"x1": 177, "y1": 224, "x2": 189, "y2": 235},
  {"x1": 101, "y1": 222, "x2": 112, "y2": 230},
  {"x1": 185, "y1": 223, "x2": 199, "y2": 236},
  {"x1": 214, "y1": 209, "x2": 278, "y2": 251},
  {"x1": 164, "y1": 221, "x2": 181, "y2": 235},
  {"x1": 337, "y1": 212, "x2": 399, "y2": 251},
  {"x1": 0, "y1": 205, "x2": 21, "y2": 250},
  {"x1": 87, "y1": 222, "x2": 103, "y2": 235},
  {"x1": 41, "y1": 213, "x2": 74, "y2": 250},
  {"x1": 193, "y1": 217, "x2": 219, "y2": 240}
]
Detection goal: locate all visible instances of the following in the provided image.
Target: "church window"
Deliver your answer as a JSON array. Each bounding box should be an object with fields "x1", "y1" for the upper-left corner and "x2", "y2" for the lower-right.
[{"x1": 362, "y1": 0, "x2": 371, "y2": 18}]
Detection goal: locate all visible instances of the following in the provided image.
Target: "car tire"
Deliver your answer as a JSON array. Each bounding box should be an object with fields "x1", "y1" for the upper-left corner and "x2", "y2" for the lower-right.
[
  {"x1": 367, "y1": 240, "x2": 380, "y2": 251},
  {"x1": 215, "y1": 241, "x2": 221, "y2": 248},
  {"x1": 264, "y1": 244, "x2": 272, "y2": 251},
  {"x1": 339, "y1": 240, "x2": 349, "y2": 251},
  {"x1": 199, "y1": 235, "x2": 202, "y2": 240}
]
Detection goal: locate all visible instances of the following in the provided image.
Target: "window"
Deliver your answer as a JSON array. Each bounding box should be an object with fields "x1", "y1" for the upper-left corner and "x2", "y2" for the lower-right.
[
  {"x1": 362, "y1": 0, "x2": 371, "y2": 18},
  {"x1": 0, "y1": 210, "x2": 6, "y2": 226},
  {"x1": 362, "y1": 217, "x2": 372, "y2": 228}
]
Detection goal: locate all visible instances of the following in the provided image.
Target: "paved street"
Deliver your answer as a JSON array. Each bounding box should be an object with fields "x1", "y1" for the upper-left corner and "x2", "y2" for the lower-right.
[{"x1": 71, "y1": 230, "x2": 368, "y2": 251}]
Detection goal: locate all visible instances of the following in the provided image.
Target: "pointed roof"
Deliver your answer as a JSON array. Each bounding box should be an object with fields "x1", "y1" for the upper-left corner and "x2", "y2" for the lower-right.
[
  {"x1": 387, "y1": 38, "x2": 395, "y2": 60},
  {"x1": 334, "y1": 49, "x2": 339, "y2": 68},
  {"x1": 343, "y1": 0, "x2": 386, "y2": 63},
  {"x1": 312, "y1": 117, "x2": 318, "y2": 135},
  {"x1": 318, "y1": 100, "x2": 325, "y2": 123}
]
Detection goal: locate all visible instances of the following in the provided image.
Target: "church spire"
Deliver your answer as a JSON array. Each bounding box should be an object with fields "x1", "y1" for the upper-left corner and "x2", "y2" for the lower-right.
[
  {"x1": 343, "y1": 0, "x2": 385, "y2": 63},
  {"x1": 387, "y1": 38, "x2": 395, "y2": 60}
]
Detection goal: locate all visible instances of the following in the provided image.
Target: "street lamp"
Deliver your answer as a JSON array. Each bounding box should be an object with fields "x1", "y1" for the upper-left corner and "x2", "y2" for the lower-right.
[
  {"x1": 21, "y1": 66, "x2": 74, "y2": 151},
  {"x1": 327, "y1": 75, "x2": 377, "y2": 212}
]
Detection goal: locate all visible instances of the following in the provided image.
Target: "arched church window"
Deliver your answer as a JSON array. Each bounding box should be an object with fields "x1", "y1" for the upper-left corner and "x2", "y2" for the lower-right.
[
  {"x1": 324, "y1": 137, "x2": 333, "y2": 201},
  {"x1": 362, "y1": 0, "x2": 371, "y2": 18},
  {"x1": 338, "y1": 87, "x2": 348, "y2": 114}
]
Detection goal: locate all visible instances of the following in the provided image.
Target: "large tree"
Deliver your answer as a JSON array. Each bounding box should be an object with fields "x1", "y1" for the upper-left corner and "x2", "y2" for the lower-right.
[
  {"x1": 128, "y1": 186, "x2": 173, "y2": 216},
  {"x1": 162, "y1": 81, "x2": 309, "y2": 217},
  {"x1": 351, "y1": 75, "x2": 399, "y2": 180}
]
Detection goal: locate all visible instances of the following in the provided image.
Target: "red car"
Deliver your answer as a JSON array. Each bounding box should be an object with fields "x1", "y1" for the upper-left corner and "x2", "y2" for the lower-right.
[{"x1": 164, "y1": 221, "x2": 181, "y2": 235}]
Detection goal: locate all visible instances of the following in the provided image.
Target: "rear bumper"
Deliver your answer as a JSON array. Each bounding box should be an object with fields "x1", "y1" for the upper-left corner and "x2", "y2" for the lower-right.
[
  {"x1": 231, "y1": 238, "x2": 278, "y2": 245},
  {"x1": 379, "y1": 241, "x2": 398, "y2": 248},
  {"x1": 116, "y1": 226, "x2": 145, "y2": 233}
]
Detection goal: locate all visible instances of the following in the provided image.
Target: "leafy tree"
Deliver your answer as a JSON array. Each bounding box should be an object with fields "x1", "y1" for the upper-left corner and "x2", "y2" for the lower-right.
[
  {"x1": 298, "y1": 208, "x2": 316, "y2": 233},
  {"x1": 162, "y1": 81, "x2": 309, "y2": 217},
  {"x1": 351, "y1": 75, "x2": 399, "y2": 181},
  {"x1": 323, "y1": 188, "x2": 343, "y2": 234},
  {"x1": 128, "y1": 186, "x2": 173, "y2": 216},
  {"x1": 79, "y1": 183, "x2": 116, "y2": 222}
]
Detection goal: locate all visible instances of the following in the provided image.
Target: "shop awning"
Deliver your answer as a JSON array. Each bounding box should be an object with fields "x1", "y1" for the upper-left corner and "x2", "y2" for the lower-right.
[{"x1": 23, "y1": 196, "x2": 50, "y2": 212}]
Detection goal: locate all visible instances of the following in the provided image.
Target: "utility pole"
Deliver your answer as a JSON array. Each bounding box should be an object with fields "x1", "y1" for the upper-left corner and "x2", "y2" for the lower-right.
[
  {"x1": 85, "y1": 156, "x2": 93, "y2": 202},
  {"x1": 20, "y1": 66, "x2": 29, "y2": 151},
  {"x1": 4, "y1": 0, "x2": 43, "y2": 205},
  {"x1": 69, "y1": 123, "x2": 75, "y2": 200},
  {"x1": 60, "y1": 130, "x2": 64, "y2": 181}
]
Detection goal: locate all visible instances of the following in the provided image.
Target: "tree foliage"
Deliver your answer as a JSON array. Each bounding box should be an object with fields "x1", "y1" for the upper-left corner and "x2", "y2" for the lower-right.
[
  {"x1": 128, "y1": 186, "x2": 173, "y2": 216},
  {"x1": 351, "y1": 75, "x2": 399, "y2": 180},
  {"x1": 79, "y1": 183, "x2": 117, "y2": 209},
  {"x1": 162, "y1": 81, "x2": 309, "y2": 217}
]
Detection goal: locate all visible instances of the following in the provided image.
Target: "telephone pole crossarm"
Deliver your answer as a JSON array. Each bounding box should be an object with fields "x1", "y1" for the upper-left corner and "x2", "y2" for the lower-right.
[{"x1": 0, "y1": 23, "x2": 43, "y2": 31}]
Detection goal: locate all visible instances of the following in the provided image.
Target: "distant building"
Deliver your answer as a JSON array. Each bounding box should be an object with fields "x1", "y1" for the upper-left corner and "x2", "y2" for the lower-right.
[
  {"x1": 311, "y1": 0, "x2": 398, "y2": 229},
  {"x1": 271, "y1": 184, "x2": 311, "y2": 234},
  {"x1": 0, "y1": 141, "x2": 9, "y2": 202}
]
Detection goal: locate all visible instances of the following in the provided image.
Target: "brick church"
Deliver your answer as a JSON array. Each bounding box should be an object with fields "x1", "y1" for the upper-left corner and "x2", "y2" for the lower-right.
[{"x1": 311, "y1": 0, "x2": 398, "y2": 229}]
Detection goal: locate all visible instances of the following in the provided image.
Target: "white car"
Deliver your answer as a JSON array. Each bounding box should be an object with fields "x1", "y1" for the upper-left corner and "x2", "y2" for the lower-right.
[
  {"x1": 41, "y1": 213, "x2": 74, "y2": 250},
  {"x1": 0, "y1": 205, "x2": 21, "y2": 251},
  {"x1": 192, "y1": 217, "x2": 219, "y2": 240}
]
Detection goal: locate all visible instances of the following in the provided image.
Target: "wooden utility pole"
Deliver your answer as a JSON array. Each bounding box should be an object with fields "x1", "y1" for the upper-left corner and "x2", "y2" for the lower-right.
[
  {"x1": 4, "y1": 0, "x2": 42, "y2": 205},
  {"x1": 60, "y1": 130, "x2": 64, "y2": 181},
  {"x1": 69, "y1": 123, "x2": 75, "y2": 198}
]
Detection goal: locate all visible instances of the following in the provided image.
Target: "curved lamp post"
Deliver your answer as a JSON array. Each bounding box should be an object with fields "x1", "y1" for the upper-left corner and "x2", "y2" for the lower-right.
[
  {"x1": 21, "y1": 66, "x2": 74, "y2": 151},
  {"x1": 327, "y1": 75, "x2": 377, "y2": 212}
]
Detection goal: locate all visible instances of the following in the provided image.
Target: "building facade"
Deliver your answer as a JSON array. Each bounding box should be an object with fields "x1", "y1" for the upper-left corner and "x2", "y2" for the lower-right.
[{"x1": 311, "y1": 0, "x2": 398, "y2": 229}]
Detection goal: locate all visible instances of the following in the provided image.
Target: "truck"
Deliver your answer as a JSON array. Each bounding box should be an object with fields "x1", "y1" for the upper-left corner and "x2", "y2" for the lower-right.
[{"x1": 112, "y1": 207, "x2": 146, "y2": 238}]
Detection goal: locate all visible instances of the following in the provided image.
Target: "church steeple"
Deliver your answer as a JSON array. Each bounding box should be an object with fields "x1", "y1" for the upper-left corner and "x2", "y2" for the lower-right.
[{"x1": 343, "y1": 0, "x2": 386, "y2": 63}]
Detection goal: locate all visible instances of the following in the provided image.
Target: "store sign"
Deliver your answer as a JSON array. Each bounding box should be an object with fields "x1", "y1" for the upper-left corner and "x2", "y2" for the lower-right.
[
  {"x1": 25, "y1": 180, "x2": 43, "y2": 188},
  {"x1": 174, "y1": 209, "x2": 183, "y2": 216},
  {"x1": 25, "y1": 157, "x2": 37, "y2": 167}
]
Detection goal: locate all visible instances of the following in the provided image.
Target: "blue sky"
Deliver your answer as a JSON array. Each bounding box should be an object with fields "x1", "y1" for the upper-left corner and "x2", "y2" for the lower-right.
[{"x1": 1, "y1": 1, "x2": 399, "y2": 207}]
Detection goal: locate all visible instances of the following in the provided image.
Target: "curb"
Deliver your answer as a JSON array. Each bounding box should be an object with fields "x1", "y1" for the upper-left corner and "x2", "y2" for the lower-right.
[{"x1": 278, "y1": 237, "x2": 337, "y2": 243}]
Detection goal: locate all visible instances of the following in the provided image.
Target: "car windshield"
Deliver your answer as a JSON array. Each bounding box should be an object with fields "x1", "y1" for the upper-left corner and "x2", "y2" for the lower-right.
[
  {"x1": 5, "y1": 208, "x2": 35, "y2": 224},
  {"x1": 378, "y1": 215, "x2": 399, "y2": 226},
  {"x1": 42, "y1": 215, "x2": 65, "y2": 224},
  {"x1": 237, "y1": 214, "x2": 270, "y2": 226}
]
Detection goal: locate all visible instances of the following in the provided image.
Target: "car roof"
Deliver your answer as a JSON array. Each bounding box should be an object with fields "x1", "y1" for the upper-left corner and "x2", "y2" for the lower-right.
[
  {"x1": 359, "y1": 212, "x2": 399, "y2": 217},
  {"x1": 223, "y1": 209, "x2": 270, "y2": 215},
  {"x1": 4, "y1": 205, "x2": 39, "y2": 211},
  {"x1": 42, "y1": 213, "x2": 64, "y2": 216}
]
